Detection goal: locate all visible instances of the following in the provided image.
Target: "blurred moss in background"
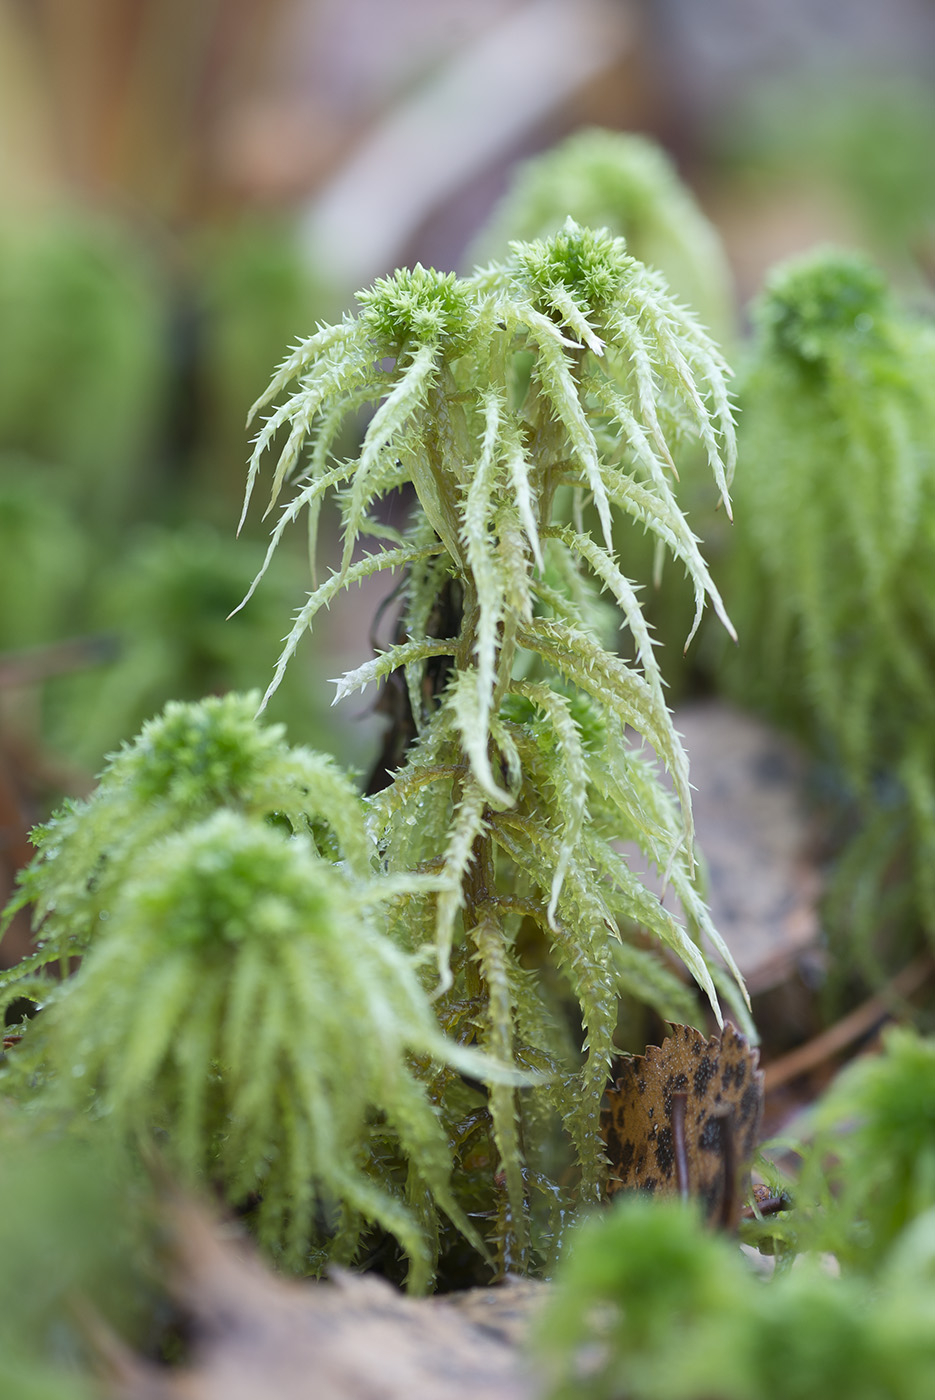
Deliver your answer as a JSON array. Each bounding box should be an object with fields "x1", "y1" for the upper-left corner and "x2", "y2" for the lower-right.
[
  {"x1": 0, "y1": 215, "x2": 166, "y2": 527},
  {"x1": 0, "y1": 1101, "x2": 160, "y2": 1398},
  {"x1": 715, "y1": 75, "x2": 935, "y2": 299},
  {"x1": 0, "y1": 0, "x2": 351, "y2": 792},
  {"x1": 0, "y1": 210, "x2": 341, "y2": 783}
]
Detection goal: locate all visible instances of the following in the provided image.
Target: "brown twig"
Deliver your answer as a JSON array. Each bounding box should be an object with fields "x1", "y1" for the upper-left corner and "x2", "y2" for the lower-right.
[
  {"x1": 763, "y1": 953, "x2": 934, "y2": 1093},
  {"x1": 716, "y1": 1107, "x2": 737, "y2": 1232},
  {"x1": 670, "y1": 1090, "x2": 690, "y2": 1201}
]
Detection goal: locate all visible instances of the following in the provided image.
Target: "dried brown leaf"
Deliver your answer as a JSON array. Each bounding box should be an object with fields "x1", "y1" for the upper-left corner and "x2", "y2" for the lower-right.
[{"x1": 601, "y1": 1022, "x2": 764, "y2": 1228}]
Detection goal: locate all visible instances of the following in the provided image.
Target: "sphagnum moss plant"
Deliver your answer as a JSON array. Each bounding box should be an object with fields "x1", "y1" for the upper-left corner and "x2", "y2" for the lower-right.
[
  {"x1": 236, "y1": 220, "x2": 747, "y2": 1253},
  {"x1": 467, "y1": 129, "x2": 738, "y2": 703},
  {"x1": 0, "y1": 693, "x2": 498, "y2": 1288},
  {"x1": 2, "y1": 221, "x2": 747, "y2": 1283},
  {"x1": 9, "y1": 811, "x2": 487, "y2": 1290},
  {"x1": 723, "y1": 248, "x2": 935, "y2": 976}
]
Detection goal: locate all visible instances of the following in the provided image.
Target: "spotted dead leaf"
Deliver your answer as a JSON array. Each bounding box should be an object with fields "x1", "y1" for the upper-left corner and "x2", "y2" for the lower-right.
[{"x1": 601, "y1": 1023, "x2": 764, "y2": 1229}]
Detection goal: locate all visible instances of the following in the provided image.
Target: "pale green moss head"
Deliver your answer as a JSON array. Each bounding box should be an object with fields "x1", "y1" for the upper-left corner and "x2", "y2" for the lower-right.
[
  {"x1": 134, "y1": 810, "x2": 336, "y2": 951},
  {"x1": 756, "y1": 248, "x2": 890, "y2": 367},
  {"x1": 470, "y1": 128, "x2": 734, "y2": 337},
  {"x1": 510, "y1": 219, "x2": 624, "y2": 326},
  {"x1": 0, "y1": 693, "x2": 372, "y2": 993},
  {"x1": 357, "y1": 264, "x2": 475, "y2": 354},
  {"x1": 113, "y1": 690, "x2": 286, "y2": 808}
]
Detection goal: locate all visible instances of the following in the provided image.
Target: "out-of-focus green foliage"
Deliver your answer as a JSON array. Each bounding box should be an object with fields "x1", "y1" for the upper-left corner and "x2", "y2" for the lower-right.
[
  {"x1": 721, "y1": 77, "x2": 935, "y2": 286},
  {"x1": 538, "y1": 1197, "x2": 747, "y2": 1400},
  {"x1": 47, "y1": 523, "x2": 338, "y2": 772},
  {"x1": 821, "y1": 84, "x2": 935, "y2": 259},
  {"x1": 0, "y1": 1103, "x2": 155, "y2": 1400},
  {"x1": 800, "y1": 1027, "x2": 935, "y2": 1272},
  {"x1": 0, "y1": 214, "x2": 167, "y2": 526},
  {"x1": 538, "y1": 1181, "x2": 935, "y2": 1400},
  {"x1": 721, "y1": 248, "x2": 935, "y2": 979},
  {"x1": 0, "y1": 474, "x2": 90, "y2": 651},
  {"x1": 0, "y1": 212, "x2": 327, "y2": 531},
  {"x1": 192, "y1": 220, "x2": 338, "y2": 521},
  {"x1": 0, "y1": 212, "x2": 345, "y2": 778},
  {"x1": 0, "y1": 1357, "x2": 98, "y2": 1400}
]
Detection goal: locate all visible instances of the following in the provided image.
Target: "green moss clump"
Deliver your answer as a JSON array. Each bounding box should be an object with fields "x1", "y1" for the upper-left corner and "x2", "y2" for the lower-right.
[
  {"x1": 802, "y1": 1027, "x2": 935, "y2": 1271},
  {"x1": 4, "y1": 810, "x2": 482, "y2": 1288},
  {"x1": 722, "y1": 247, "x2": 935, "y2": 976},
  {"x1": 537, "y1": 1186, "x2": 935, "y2": 1400},
  {"x1": 0, "y1": 692, "x2": 371, "y2": 1010}
]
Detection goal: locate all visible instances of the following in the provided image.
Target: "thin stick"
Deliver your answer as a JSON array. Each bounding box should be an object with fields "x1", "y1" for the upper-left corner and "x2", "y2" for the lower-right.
[
  {"x1": 716, "y1": 1108, "x2": 737, "y2": 1231},
  {"x1": 763, "y1": 954, "x2": 934, "y2": 1093},
  {"x1": 670, "y1": 1090, "x2": 690, "y2": 1200}
]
